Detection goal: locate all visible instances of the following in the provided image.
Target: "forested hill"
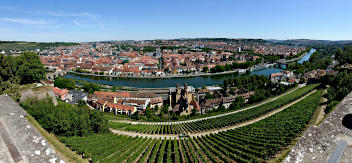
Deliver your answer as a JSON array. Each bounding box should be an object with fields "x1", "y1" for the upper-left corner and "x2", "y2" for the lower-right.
[
  {"x1": 268, "y1": 39, "x2": 352, "y2": 47},
  {"x1": 172, "y1": 38, "x2": 268, "y2": 43}
]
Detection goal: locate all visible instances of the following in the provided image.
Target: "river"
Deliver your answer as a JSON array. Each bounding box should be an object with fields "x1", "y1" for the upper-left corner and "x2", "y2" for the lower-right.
[
  {"x1": 63, "y1": 49, "x2": 316, "y2": 88},
  {"x1": 64, "y1": 67, "x2": 282, "y2": 88},
  {"x1": 298, "y1": 48, "x2": 316, "y2": 64}
]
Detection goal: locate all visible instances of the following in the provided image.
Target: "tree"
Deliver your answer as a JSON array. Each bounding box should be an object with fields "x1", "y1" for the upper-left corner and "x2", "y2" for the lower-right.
[
  {"x1": 122, "y1": 60, "x2": 129, "y2": 64},
  {"x1": 54, "y1": 78, "x2": 75, "y2": 90},
  {"x1": 154, "y1": 105, "x2": 159, "y2": 112},
  {"x1": 111, "y1": 86, "x2": 117, "y2": 92},
  {"x1": 161, "y1": 105, "x2": 169, "y2": 115},
  {"x1": 77, "y1": 100, "x2": 87, "y2": 108},
  {"x1": 230, "y1": 96, "x2": 245, "y2": 109},
  {"x1": 223, "y1": 80, "x2": 229, "y2": 90},
  {"x1": 83, "y1": 83, "x2": 101, "y2": 94},
  {"x1": 21, "y1": 98, "x2": 109, "y2": 136},
  {"x1": 217, "y1": 104, "x2": 225, "y2": 111},
  {"x1": 191, "y1": 107, "x2": 197, "y2": 116},
  {"x1": 0, "y1": 54, "x2": 14, "y2": 82},
  {"x1": 205, "y1": 92, "x2": 213, "y2": 99},
  {"x1": 14, "y1": 52, "x2": 46, "y2": 84},
  {"x1": 145, "y1": 105, "x2": 153, "y2": 118},
  {"x1": 202, "y1": 66, "x2": 209, "y2": 73}
]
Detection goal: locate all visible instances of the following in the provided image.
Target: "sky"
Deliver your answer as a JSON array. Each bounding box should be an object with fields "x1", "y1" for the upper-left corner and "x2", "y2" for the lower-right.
[{"x1": 0, "y1": 0, "x2": 351, "y2": 42}]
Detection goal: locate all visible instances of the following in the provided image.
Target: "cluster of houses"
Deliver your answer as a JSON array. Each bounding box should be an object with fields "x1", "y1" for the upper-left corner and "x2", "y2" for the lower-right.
[
  {"x1": 74, "y1": 83, "x2": 257, "y2": 117},
  {"x1": 87, "y1": 91, "x2": 163, "y2": 116},
  {"x1": 269, "y1": 70, "x2": 298, "y2": 85},
  {"x1": 52, "y1": 87, "x2": 87, "y2": 104},
  {"x1": 304, "y1": 69, "x2": 327, "y2": 79},
  {"x1": 198, "y1": 88, "x2": 255, "y2": 113}
]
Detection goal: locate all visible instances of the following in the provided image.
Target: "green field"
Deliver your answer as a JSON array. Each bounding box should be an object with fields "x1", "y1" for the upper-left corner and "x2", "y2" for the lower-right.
[
  {"x1": 0, "y1": 41, "x2": 79, "y2": 51},
  {"x1": 61, "y1": 89, "x2": 322, "y2": 162}
]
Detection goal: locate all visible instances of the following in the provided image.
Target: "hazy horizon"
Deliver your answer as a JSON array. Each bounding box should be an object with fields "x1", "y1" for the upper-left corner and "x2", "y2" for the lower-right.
[{"x1": 1, "y1": 0, "x2": 352, "y2": 42}]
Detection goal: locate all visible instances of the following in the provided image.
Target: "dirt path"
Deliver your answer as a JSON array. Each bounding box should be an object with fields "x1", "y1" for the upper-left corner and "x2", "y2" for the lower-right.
[
  {"x1": 111, "y1": 90, "x2": 315, "y2": 139},
  {"x1": 112, "y1": 85, "x2": 305, "y2": 125},
  {"x1": 315, "y1": 97, "x2": 327, "y2": 126}
]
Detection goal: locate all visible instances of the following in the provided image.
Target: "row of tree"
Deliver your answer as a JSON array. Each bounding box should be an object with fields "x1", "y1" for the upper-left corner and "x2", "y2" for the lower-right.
[
  {"x1": 223, "y1": 74, "x2": 297, "y2": 104},
  {"x1": 54, "y1": 77, "x2": 101, "y2": 94},
  {"x1": 21, "y1": 98, "x2": 109, "y2": 136},
  {"x1": 204, "y1": 60, "x2": 261, "y2": 73}
]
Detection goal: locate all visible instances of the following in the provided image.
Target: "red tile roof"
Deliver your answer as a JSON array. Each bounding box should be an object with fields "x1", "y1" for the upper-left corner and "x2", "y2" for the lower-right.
[{"x1": 105, "y1": 103, "x2": 135, "y2": 111}]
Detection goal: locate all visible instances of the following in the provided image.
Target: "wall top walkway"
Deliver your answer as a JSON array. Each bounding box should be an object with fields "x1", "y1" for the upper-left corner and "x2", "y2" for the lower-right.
[
  {"x1": 284, "y1": 91, "x2": 352, "y2": 163},
  {"x1": 0, "y1": 95, "x2": 63, "y2": 163}
]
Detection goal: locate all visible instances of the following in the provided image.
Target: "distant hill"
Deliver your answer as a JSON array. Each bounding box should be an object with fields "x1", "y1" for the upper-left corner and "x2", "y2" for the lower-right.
[
  {"x1": 0, "y1": 41, "x2": 79, "y2": 51},
  {"x1": 173, "y1": 38, "x2": 268, "y2": 43},
  {"x1": 267, "y1": 39, "x2": 352, "y2": 47}
]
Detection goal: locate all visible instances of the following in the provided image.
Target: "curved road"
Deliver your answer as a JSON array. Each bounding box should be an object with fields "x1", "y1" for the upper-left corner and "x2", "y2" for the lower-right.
[
  {"x1": 111, "y1": 89, "x2": 315, "y2": 139},
  {"x1": 111, "y1": 84, "x2": 305, "y2": 125}
]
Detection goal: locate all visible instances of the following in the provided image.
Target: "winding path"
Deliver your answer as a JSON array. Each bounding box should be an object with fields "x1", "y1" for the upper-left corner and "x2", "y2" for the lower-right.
[
  {"x1": 111, "y1": 84, "x2": 305, "y2": 125},
  {"x1": 111, "y1": 89, "x2": 316, "y2": 139}
]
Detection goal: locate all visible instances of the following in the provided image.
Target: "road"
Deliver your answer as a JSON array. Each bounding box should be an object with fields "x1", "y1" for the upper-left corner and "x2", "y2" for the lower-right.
[{"x1": 111, "y1": 90, "x2": 315, "y2": 139}]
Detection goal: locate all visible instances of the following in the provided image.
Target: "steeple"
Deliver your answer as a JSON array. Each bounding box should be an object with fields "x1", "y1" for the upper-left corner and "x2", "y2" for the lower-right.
[
  {"x1": 184, "y1": 82, "x2": 188, "y2": 93},
  {"x1": 176, "y1": 83, "x2": 181, "y2": 94}
]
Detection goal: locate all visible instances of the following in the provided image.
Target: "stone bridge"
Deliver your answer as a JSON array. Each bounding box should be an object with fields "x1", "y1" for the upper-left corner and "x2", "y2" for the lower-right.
[{"x1": 46, "y1": 70, "x2": 68, "y2": 80}]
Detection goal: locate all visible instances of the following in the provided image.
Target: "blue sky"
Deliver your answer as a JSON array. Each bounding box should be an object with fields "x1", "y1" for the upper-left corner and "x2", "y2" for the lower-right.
[{"x1": 0, "y1": 0, "x2": 351, "y2": 42}]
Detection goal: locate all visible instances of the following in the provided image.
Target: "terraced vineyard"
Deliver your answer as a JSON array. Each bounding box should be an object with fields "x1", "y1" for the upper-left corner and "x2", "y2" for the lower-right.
[
  {"x1": 61, "y1": 89, "x2": 322, "y2": 162},
  {"x1": 109, "y1": 84, "x2": 318, "y2": 134}
]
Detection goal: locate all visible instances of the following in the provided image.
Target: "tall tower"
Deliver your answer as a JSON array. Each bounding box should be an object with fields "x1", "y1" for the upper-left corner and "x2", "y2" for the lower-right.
[
  {"x1": 184, "y1": 82, "x2": 188, "y2": 94},
  {"x1": 176, "y1": 83, "x2": 181, "y2": 103},
  {"x1": 176, "y1": 83, "x2": 181, "y2": 94}
]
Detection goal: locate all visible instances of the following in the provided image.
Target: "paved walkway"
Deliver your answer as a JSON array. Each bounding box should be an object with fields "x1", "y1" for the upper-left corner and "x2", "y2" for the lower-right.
[
  {"x1": 111, "y1": 90, "x2": 315, "y2": 139},
  {"x1": 112, "y1": 84, "x2": 305, "y2": 125}
]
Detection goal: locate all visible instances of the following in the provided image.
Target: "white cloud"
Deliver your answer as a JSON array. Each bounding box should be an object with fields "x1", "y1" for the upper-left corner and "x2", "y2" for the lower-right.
[
  {"x1": 0, "y1": 7, "x2": 98, "y2": 20},
  {"x1": 73, "y1": 20, "x2": 80, "y2": 26},
  {"x1": 0, "y1": 18, "x2": 48, "y2": 25},
  {"x1": 46, "y1": 11, "x2": 97, "y2": 19}
]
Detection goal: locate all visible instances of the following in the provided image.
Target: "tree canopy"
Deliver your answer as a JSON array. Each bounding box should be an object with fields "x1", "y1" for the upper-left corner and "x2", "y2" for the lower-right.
[
  {"x1": 21, "y1": 98, "x2": 109, "y2": 136},
  {"x1": 0, "y1": 52, "x2": 46, "y2": 100},
  {"x1": 54, "y1": 78, "x2": 76, "y2": 90},
  {"x1": 12, "y1": 52, "x2": 46, "y2": 84},
  {"x1": 83, "y1": 82, "x2": 101, "y2": 94}
]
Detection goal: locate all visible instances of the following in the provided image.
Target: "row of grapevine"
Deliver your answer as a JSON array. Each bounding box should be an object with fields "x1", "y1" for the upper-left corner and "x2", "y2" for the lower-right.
[
  {"x1": 62, "y1": 89, "x2": 322, "y2": 162},
  {"x1": 110, "y1": 84, "x2": 318, "y2": 134}
]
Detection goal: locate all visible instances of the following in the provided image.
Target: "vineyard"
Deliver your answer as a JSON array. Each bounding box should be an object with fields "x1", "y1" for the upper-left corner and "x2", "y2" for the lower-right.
[
  {"x1": 61, "y1": 89, "x2": 322, "y2": 162},
  {"x1": 109, "y1": 84, "x2": 318, "y2": 134}
]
